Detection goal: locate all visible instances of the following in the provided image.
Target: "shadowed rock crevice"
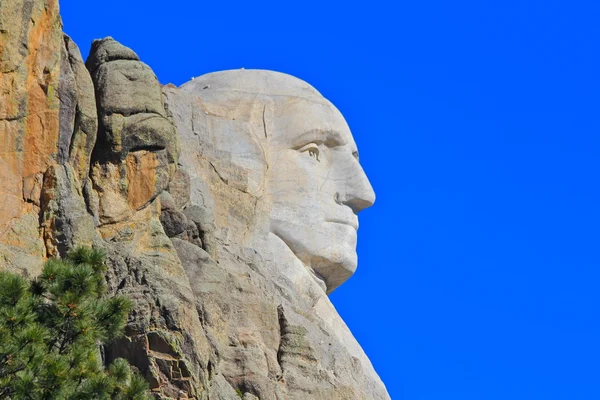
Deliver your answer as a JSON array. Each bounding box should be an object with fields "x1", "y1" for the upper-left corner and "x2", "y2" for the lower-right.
[{"x1": 63, "y1": 34, "x2": 98, "y2": 187}]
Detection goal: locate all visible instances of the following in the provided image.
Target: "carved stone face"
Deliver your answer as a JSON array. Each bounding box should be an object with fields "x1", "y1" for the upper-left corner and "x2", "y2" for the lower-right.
[
  {"x1": 268, "y1": 96, "x2": 375, "y2": 293},
  {"x1": 178, "y1": 70, "x2": 375, "y2": 293}
]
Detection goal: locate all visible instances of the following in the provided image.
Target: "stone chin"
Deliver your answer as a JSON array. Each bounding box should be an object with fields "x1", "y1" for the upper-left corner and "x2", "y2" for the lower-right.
[{"x1": 271, "y1": 218, "x2": 359, "y2": 294}]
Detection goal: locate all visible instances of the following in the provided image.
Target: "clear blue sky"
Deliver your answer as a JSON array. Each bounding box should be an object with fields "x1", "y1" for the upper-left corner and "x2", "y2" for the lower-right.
[{"x1": 61, "y1": 1, "x2": 600, "y2": 398}]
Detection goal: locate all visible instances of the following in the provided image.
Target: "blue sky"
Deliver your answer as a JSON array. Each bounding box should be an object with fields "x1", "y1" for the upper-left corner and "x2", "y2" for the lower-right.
[{"x1": 61, "y1": 0, "x2": 600, "y2": 398}]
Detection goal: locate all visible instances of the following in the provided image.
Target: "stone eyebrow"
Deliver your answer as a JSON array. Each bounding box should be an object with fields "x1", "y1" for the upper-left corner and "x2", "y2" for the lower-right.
[{"x1": 292, "y1": 129, "x2": 347, "y2": 148}]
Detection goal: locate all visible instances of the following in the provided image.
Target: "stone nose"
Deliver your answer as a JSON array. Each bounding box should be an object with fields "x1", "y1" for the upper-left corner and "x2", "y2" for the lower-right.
[{"x1": 335, "y1": 159, "x2": 376, "y2": 214}]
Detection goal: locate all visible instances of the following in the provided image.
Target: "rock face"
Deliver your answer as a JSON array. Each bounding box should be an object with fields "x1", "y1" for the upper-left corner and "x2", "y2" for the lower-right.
[
  {"x1": 162, "y1": 71, "x2": 387, "y2": 400},
  {"x1": 0, "y1": 1, "x2": 390, "y2": 399},
  {"x1": 0, "y1": 0, "x2": 97, "y2": 271}
]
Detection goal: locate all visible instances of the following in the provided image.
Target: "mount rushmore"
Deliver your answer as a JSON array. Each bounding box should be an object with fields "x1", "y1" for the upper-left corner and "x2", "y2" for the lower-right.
[{"x1": 0, "y1": 0, "x2": 390, "y2": 398}]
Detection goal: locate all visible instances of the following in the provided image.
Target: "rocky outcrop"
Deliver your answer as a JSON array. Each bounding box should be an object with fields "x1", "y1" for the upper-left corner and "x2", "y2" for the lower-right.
[
  {"x1": 0, "y1": 1, "x2": 390, "y2": 398},
  {"x1": 85, "y1": 38, "x2": 211, "y2": 398},
  {"x1": 0, "y1": 0, "x2": 96, "y2": 271},
  {"x1": 87, "y1": 37, "x2": 178, "y2": 224}
]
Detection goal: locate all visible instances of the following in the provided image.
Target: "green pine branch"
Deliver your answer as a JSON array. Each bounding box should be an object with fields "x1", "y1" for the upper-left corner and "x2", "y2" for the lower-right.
[{"x1": 0, "y1": 246, "x2": 151, "y2": 399}]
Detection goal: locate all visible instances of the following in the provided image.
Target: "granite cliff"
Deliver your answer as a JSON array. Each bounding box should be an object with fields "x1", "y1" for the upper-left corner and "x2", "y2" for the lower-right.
[{"x1": 0, "y1": 1, "x2": 390, "y2": 398}]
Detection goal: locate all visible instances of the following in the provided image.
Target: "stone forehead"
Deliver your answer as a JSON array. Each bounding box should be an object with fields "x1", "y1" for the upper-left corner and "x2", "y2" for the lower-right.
[{"x1": 180, "y1": 69, "x2": 326, "y2": 102}]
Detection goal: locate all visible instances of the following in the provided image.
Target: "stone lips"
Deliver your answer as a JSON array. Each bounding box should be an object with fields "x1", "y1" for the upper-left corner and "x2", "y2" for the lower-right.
[{"x1": 0, "y1": 0, "x2": 390, "y2": 397}]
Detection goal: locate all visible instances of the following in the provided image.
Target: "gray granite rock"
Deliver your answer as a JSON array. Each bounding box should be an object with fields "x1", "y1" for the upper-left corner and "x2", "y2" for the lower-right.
[
  {"x1": 87, "y1": 37, "x2": 178, "y2": 165},
  {"x1": 85, "y1": 36, "x2": 140, "y2": 74},
  {"x1": 160, "y1": 208, "x2": 188, "y2": 238}
]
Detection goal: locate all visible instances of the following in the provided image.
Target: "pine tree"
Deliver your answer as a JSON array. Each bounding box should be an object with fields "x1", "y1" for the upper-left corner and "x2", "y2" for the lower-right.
[{"x1": 0, "y1": 247, "x2": 150, "y2": 399}]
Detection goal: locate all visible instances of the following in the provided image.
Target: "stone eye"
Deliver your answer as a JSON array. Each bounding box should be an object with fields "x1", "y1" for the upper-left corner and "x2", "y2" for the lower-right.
[{"x1": 298, "y1": 143, "x2": 320, "y2": 162}]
